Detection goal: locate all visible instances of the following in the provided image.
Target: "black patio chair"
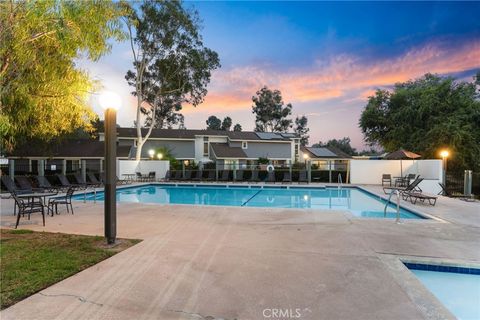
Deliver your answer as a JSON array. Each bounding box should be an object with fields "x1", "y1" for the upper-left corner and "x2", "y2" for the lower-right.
[
  {"x1": 48, "y1": 186, "x2": 75, "y2": 215},
  {"x1": 382, "y1": 174, "x2": 392, "y2": 187},
  {"x1": 74, "y1": 173, "x2": 100, "y2": 188},
  {"x1": 192, "y1": 170, "x2": 203, "y2": 181},
  {"x1": 180, "y1": 170, "x2": 192, "y2": 181},
  {"x1": 383, "y1": 177, "x2": 423, "y2": 194},
  {"x1": 438, "y1": 183, "x2": 475, "y2": 201},
  {"x1": 56, "y1": 174, "x2": 82, "y2": 189},
  {"x1": 219, "y1": 170, "x2": 230, "y2": 182},
  {"x1": 204, "y1": 170, "x2": 215, "y2": 182},
  {"x1": 298, "y1": 170, "x2": 309, "y2": 184},
  {"x1": 1, "y1": 175, "x2": 31, "y2": 194},
  {"x1": 87, "y1": 173, "x2": 103, "y2": 186},
  {"x1": 170, "y1": 170, "x2": 182, "y2": 181},
  {"x1": 265, "y1": 171, "x2": 275, "y2": 184},
  {"x1": 163, "y1": 170, "x2": 171, "y2": 181},
  {"x1": 99, "y1": 173, "x2": 130, "y2": 185},
  {"x1": 15, "y1": 176, "x2": 44, "y2": 192},
  {"x1": 402, "y1": 191, "x2": 437, "y2": 206},
  {"x1": 36, "y1": 176, "x2": 65, "y2": 192},
  {"x1": 248, "y1": 170, "x2": 260, "y2": 183},
  {"x1": 234, "y1": 170, "x2": 244, "y2": 182},
  {"x1": 282, "y1": 172, "x2": 292, "y2": 184},
  {"x1": 148, "y1": 171, "x2": 156, "y2": 182},
  {"x1": 13, "y1": 193, "x2": 45, "y2": 229}
]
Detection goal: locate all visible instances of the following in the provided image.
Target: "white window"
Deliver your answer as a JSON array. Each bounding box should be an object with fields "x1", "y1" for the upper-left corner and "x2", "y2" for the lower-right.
[
  {"x1": 203, "y1": 137, "x2": 209, "y2": 157},
  {"x1": 242, "y1": 141, "x2": 248, "y2": 149}
]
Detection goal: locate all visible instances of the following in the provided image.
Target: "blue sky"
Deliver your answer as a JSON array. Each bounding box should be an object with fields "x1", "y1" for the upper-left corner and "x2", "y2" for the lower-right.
[{"x1": 84, "y1": 1, "x2": 480, "y2": 150}]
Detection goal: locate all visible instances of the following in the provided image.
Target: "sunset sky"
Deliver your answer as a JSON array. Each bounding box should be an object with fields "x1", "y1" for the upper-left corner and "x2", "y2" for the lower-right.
[{"x1": 82, "y1": 1, "x2": 480, "y2": 150}]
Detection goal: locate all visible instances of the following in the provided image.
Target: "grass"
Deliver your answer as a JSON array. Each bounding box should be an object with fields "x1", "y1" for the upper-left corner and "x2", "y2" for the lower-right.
[{"x1": 0, "y1": 229, "x2": 140, "y2": 309}]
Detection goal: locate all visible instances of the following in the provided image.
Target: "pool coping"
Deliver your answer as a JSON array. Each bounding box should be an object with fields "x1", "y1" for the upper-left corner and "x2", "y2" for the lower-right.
[
  {"x1": 377, "y1": 254, "x2": 480, "y2": 320},
  {"x1": 68, "y1": 182, "x2": 444, "y2": 222}
]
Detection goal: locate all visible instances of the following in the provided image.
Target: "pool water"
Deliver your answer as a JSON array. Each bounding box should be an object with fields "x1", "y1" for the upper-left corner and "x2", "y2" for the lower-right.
[
  {"x1": 406, "y1": 263, "x2": 480, "y2": 320},
  {"x1": 74, "y1": 185, "x2": 423, "y2": 219}
]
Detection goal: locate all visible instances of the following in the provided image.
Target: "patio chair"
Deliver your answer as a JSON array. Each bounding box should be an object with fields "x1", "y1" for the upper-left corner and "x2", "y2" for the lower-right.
[
  {"x1": 265, "y1": 171, "x2": 275, "y2": 184},
  {"x1": 87, "y1": 173, "x2": 103, "y2": 186},
  {"x1": 148, "y1": 171, "x2": 156, "y2": 182},
  {"x1": 1, "y1": 175, "x2": 31, "y2": 194},
  {"x1": 163, "y1": 170, "x2": 171, "y2": 181},
  {"x1": 56, "y1": 174, "x2": 82, "y2": 189},
  {"x1": 298, "y1": 170, "x2": 309, "y2": 184},
  {"x1": 170, "y1": 170, "x2": 182, "y2": 181},
  {"x1": 438, "y1": 183, "x2": 475, "y2": 201},
  {"x1": 48, "y1": 186, "x2": 75, "y2": 215},
  {"x1": 192, "y1": 170, "x2": 203, "y2": 181},
  {"x1": 383, "y1": 177, "x2": 423, "y2": 194},
  {"x1": 74, "y1": 173, "x2": 100, "y2": 188},
  {"x1": 234, "y1": 170, "x2": 244, "y2": 182},
  {"x1": 36, "y1": 175, "x2": 64, "y2": 192},
  {"x1": 247, "y1": 170, "x2": 260, "y2": 183},
  {"x1": 13, "y1": 193, "x2": 45, "y2": 229},
  {"x1": 219, "y1": 170, "x2": 230, "y2": 182},
  {"x1": 282, "y1": 172, "x2": 292, "y2": 184},
  {"x1": 179, "y1": 170, "x2": 192, "y2": 181},
  {"x1": 381, "y1": 174, "x2": 392, "y2": 187},
  {"x1": 135, "y1": 172, "x2": 144, "y2": 182},
  {"x1": 204, "y1": 170, "x2": 215, "y2": 182},
  {"x1": 402, "y1": 191, "x2": 437, "y2": 206},
  {"x1": 15, "y1": 176, "x2": 44, "y2": 192}
]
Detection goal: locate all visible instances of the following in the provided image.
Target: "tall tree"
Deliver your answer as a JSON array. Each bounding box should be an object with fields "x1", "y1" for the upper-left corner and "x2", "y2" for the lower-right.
[
  {"x1": 294, "y1": 115, "x2": 309, "y2": 146},
  {"x1": 0, "y1": 0, "x2": 126, "y2": 151},
  {"x1": 221, "y1": 116, "x2": 232, "y2": 131},
  {"x1": 233, "y1": 123, "x2": 242, "y2": 132},
  {"x1": 125, "y1": 1, "x2": 220, "y2": 160},
  {"x1": 359, "y1": 73, "x2": 480, "y2": 170},
  {"x1": 206, "y1": 115, "x2": 221, "y2": 130},
  {"x1": 312, "y1": 137, "x2": 357, "y2": 156},
  {"x1": 252, "y1": 86, "x2": 292, "y2": 132}
]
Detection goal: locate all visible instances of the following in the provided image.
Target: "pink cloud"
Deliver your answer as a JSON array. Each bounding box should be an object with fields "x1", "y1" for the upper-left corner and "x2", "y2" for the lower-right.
[{"x1": 198, "y1": 40, "x2": 479, "y2": 112}]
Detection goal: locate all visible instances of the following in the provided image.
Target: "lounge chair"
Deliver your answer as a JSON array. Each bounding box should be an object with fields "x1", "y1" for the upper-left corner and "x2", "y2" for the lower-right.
[
  {"x1": 163, "y1": 170, "x2": 171, "y2": 181},
  {"x1": 219, "y1": 170, "x2": 230, "y2": 182},
  {"x1": 74, "y1": 173, "x2": 100, "y2": 188},
  {"x1": 15, "y1": 176, "x2": 44, "y2": 192},
  {"x1": 298, "y1": 170, "x2": 309, "y2": 184},
  {"x1": 438, "y1": 183, "x2": 475, "y2": 201},
  {"x1": 234, "y1": 170, "x2": 244, "y2": 182},
  {"x1": 249, "y1": 170, "x2": 260, "y2": 183},
  {"x1": 282, "y1": 172, "x2": 292, "y2": 184},
  {"x1": 147, "y1": 171, "x2": 156, "y2": 182},
  {"x1": 265, "y1": 171, "x2": 275, "y2": 183},
  {"x1": 204, "y1": 170, "x2": 215, "y2": 182},
  {"x1": 192, "y1": 170, "x2": 203, "y2": 181},
  {"x1": 403, "y1": 191, "x2": 437, "y2": 206},
  {"x1": 36, "y1": 176, "x2": 65, "y2": 192},
  {"x1": 87, "y1": 173, "x2": 103, "y2": 186},
  {"x1": 1, "y1": 175, "x2": 31, "y2": 194},
  {"x1": 13, "y1": 193, "x2": 45, "y2": 229},
  {"x1": 382, "y1": 174, "x2": 391, "y2": 187},
  {"x1": 170, "y1": 170, "x2": 182, "y2": 181},
  {"x1": 99, "y1": 173, "x2": 130, "y2": 185},
  {"x1": 57, "y1": 174, "x2": 82, "y2": 189},
  {"x1": 179, "y1": 170, "x2": 192, "y2": 181},
  {"x1": 383, "y1": 177, "x2": 423, "y2": 194}
]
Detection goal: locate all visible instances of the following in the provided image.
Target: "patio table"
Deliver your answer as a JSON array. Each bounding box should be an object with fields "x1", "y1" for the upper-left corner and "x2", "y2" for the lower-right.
[{"x1": 17, "y1": 192, "x2": 58, "y2": 216}]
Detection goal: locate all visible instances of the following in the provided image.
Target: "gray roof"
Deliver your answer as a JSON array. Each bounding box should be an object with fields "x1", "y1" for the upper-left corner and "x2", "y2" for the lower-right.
[
  {"x1": 9, "y1": 140, "x2": 131, "y2": 158},
  {"x1": 210, "y1": 143, "x2": 247, "y2": 159},
  {"x1": 114, "y1": 128, "x2": 293, "y2": 141},
  {"x1": 302, "y1": 146, "x2": 352, "y2": 159}
]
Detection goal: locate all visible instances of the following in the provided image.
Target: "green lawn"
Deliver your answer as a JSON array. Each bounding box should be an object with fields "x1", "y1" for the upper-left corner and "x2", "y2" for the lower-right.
[{"x1": 0, "y1": 229, "x2": 140, "y2": 309}]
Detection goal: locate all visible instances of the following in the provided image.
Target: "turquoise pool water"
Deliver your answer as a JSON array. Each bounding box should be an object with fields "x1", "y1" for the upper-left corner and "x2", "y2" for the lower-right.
[
  {"x1": 74, "y1": 185, "x2": 424, "y2": 219},
  {"x1": 406, "y1": 264, "x2": 480, "y2": 320}
]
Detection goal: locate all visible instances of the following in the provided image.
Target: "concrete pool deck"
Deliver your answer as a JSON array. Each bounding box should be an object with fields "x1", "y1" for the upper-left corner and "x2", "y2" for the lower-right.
[{"x1": 1, "y1": 184, "x2": 479, "y2": 320}]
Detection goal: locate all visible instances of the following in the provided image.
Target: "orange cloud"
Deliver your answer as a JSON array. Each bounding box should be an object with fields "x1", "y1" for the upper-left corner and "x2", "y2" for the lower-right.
[{"x1": 199, "y1": 40, "x2": 479, "y2": 111}]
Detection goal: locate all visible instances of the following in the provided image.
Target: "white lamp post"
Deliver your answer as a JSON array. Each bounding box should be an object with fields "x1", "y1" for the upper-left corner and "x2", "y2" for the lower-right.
[
  {"x1": 440, "y1": 149, "x2": 449, "y2": 186},
  {"x1": 99, "y1": 91, "x2": 121, "y2": 244}
]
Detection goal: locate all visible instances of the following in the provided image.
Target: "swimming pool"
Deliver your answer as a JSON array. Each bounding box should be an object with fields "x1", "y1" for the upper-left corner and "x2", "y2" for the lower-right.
[
  {"x1": 405, "y1": 263, "x2": 480, "y2": 320},
  {"x1": 74, "y1": 184, "x2": 424, "y2": 219}
]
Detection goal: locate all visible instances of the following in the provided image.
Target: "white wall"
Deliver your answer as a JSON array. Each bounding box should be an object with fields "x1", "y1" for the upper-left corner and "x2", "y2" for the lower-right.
[
  {"x1": 350, "y1": 159, "x2": 443, "y2": 194},
  {"x1": 118, "y1": 160, "x2": 170, "y2": 179}
]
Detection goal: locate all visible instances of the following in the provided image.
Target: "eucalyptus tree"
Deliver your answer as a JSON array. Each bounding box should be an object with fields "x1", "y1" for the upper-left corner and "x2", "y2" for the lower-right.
[
  {"x1": 252, "y1": 86, "x2": 292, "y2": 132},
  {"x1": 294, "y1": 115, "x2": 309, "y2": 146},
  {"x1": 0, "y1": 0, "x2": 126, "y2": 151},
  {"x1": 125, "y1": 0, "x2": 220, "y2": 160}
]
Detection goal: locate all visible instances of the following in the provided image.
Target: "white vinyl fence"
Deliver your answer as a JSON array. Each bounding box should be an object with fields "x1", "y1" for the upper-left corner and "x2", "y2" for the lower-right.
[
  {"x1": 118, "y1": 160, "x2": 169, "y2": 180},
  {"x1": 350, "y1": 159, "x2": 443, "y2": 194}
]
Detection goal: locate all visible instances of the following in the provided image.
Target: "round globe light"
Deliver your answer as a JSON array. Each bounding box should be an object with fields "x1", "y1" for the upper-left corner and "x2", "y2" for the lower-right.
[
  {"x1": 440, "y1": 150, "x2": 449, "y2": 158},
  {"x1": 99, "y1": 91, "x2": 122, "y2": 110},
  {"x1": 303, "y1": 154, "x2": 309, "y2": 159},
  {"x1": 148, "y1": 149, "x2": 155, "y2": 157},
  {"x1": 157, "y1": 153, "x2": 163, "y2": 160}
]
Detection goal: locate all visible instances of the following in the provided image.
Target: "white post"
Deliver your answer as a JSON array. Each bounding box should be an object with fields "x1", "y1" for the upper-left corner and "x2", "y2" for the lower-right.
[
  {"x1": 99, "y1": 158, "x2": 103, "y2": 173},
  {"x1": 9, "y1": 159, "x2": 15, "y2": 178},
  {"x1": 38, "y1": 160, "x2": 45, "y2": 176},
  {"x1": 81, "y1": 160, "x2": 87, "y2": 182},
  {"x1": 62, "y1": 159, "x2": 66, "y2": 175}
]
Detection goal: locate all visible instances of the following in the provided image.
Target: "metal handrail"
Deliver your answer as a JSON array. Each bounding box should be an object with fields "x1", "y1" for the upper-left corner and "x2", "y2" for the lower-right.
[{"x1": 384, "y1": 189, "x2": 401, "y2": 223}]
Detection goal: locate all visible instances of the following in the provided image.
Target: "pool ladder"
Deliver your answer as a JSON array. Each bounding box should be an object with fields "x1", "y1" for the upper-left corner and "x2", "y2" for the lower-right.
[
  {"x1": 337, "y1": 174, "x2": 343, "y2": 189},
  {"x1": 384, "y1": 189, "x2": 401, "y2": 223}
]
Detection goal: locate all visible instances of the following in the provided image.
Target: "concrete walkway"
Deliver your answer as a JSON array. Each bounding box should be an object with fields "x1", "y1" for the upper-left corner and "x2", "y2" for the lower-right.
[{"x1": 1, "y1": 185, "x2": 479, "y2": 320}]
